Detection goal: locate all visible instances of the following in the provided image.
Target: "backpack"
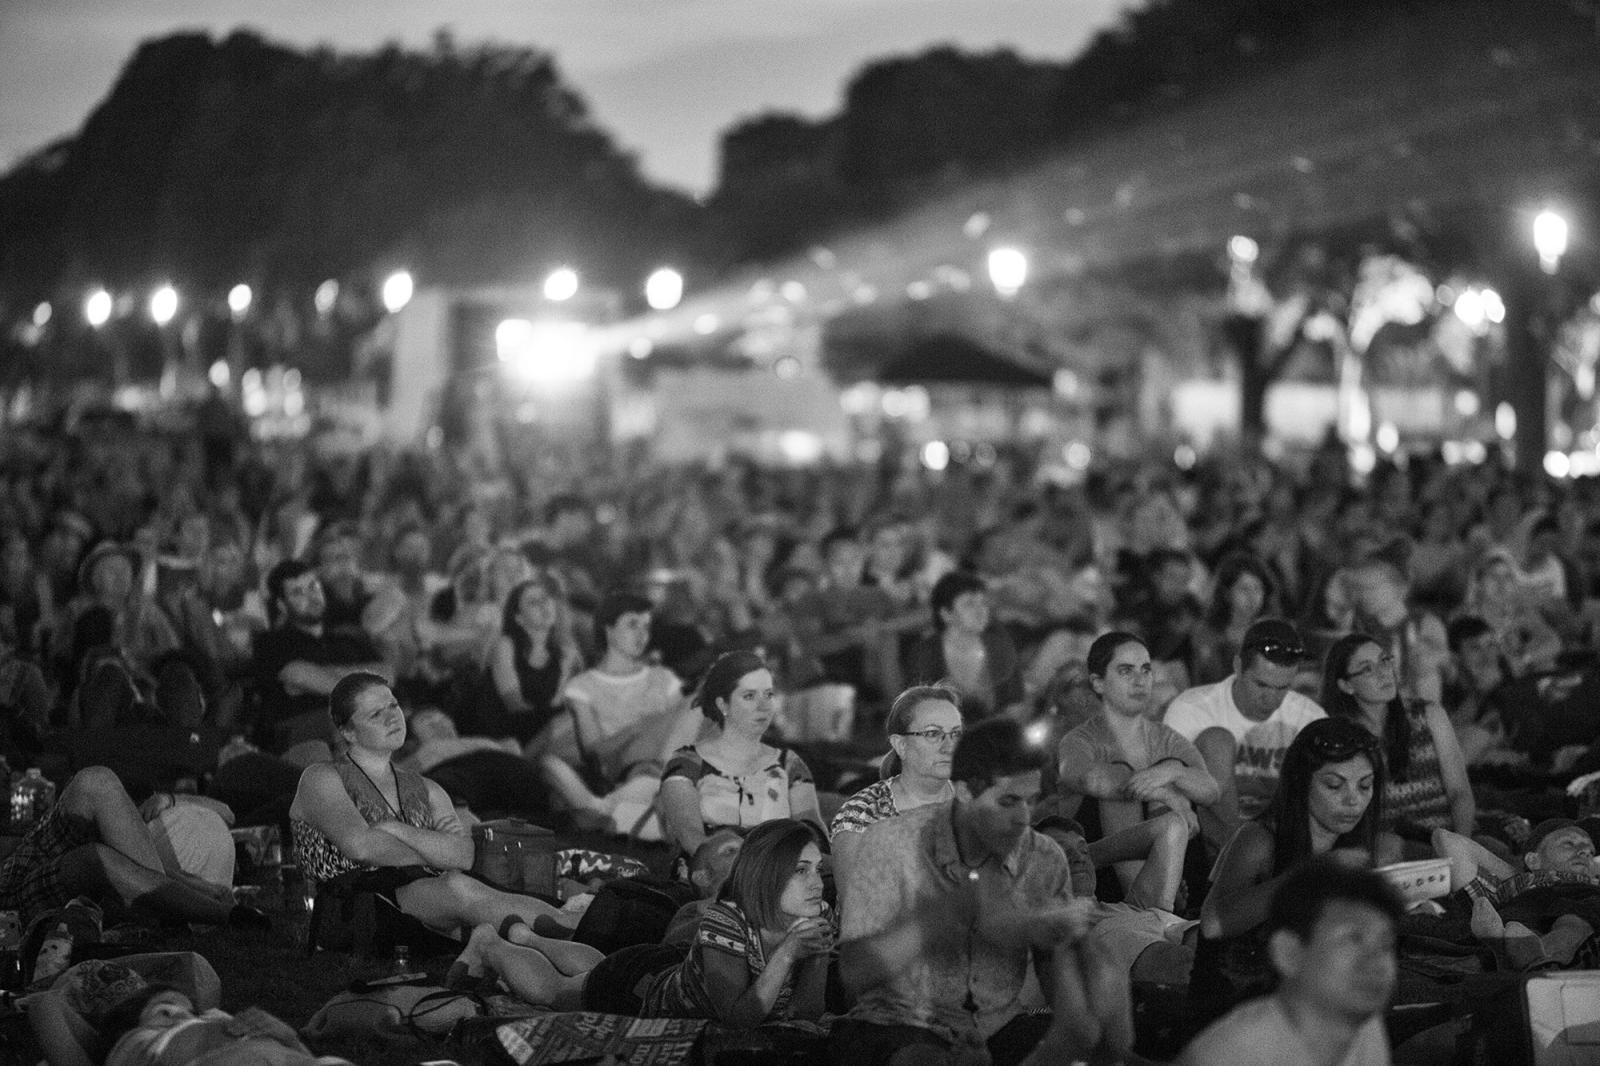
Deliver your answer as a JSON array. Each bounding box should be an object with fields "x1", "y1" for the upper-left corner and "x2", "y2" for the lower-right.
[{"x1": 572, "y1": 874, "x2": 699, "y2": 955}]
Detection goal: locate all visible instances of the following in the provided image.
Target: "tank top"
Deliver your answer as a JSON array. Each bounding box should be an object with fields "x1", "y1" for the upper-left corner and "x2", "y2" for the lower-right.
[
  {"x1": 291, "y1": 758, "x2": 435, "y2": 884},
  {"x1": 1382, "y1": 701, "x2": 1451, "y2": 833}
]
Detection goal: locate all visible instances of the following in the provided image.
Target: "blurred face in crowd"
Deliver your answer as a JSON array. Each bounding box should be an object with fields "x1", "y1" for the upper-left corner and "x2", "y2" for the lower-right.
[
  {"x1": 718, "y1": 668, "x2": 776, "y2": 740},
  {"x1": 1093, "y1": 639, "x2": 1152, "y2": 720},
  {"x1": 1227, "y1": 572, "x2": 1267, "y2": 626},
  {"x1": 890, "y1": 697, "x2": 963, "y2": 782},
  {"x1": 1232, "y1": 656, "x2": 1297, "y2": 721},
  {"x1": 1455, "y1": 630, "x2": 1503, "y2": 691},
  {"x1": 278, "y1": 570, "x2": 325, "y2": 627},
  {"x1": 176, "y1": 514, "x2": 211, "y2": 560},
  {"x1": 1274, "y1": 899, "x2": 1397, "y2": 1021},
  {"x1": 317, "y1": 535, "x2": 362, "y2": 590},
  {"x1": 1337, "y1": 641, "x2": 1399, "y2": 709},
  {"x1": 1527, "y1": 827, "x2": 1596, "y2": 876},
  {"x1": 1347, "y1": 564, "x2": 1406, "y2": 620},
  {"x1": 393, "y1": 530, "x2": 432, "y2": 577},
  {"x1": 200, "y1": 542, "x2": 246, "y2": 600},
  {"x1": 957, "y1": 770, "x2": 1042, "y2": 861},
  {"x1": 825, "y1": 538, "x2": 865, "y2": 587},
  {"x1": 1476, "y1": 558, "x2": 1518, "y2": 605},
  {"x1": 941, "y1": 589, "x2": 990, "y2": 637},
  {"x1": 515, "y1": 582, "x2": 561, "y2": 634},
  {"x1": 1306, "y1": 753, "x2": 1375, "y2": 842},
  {"x1": 868, "y1": 523, "x2": 910, "y2": 576},
  {"x1": 89, "y1": 552, "x2": 134, "y2": 603},
  {"x1": 606, "y1": 610, "x2": 652, "y2": 662},
  {"x1": 1151, "y1": 557, "x2": 1192, "y2": 607}
]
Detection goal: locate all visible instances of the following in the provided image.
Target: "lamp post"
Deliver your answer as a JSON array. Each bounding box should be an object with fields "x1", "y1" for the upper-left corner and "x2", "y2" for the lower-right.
[
  {"x1": 150, "y1": 285, "x2": 179, "y2": 396},
  {"x1": 1507, "y1": 208, "x2": 1572, "y2": 475}
]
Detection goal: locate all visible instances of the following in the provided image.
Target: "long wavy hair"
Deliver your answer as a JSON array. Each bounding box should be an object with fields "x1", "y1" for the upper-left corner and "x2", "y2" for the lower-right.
[
  {"x1": 501, "y1": 572, "x2": 573, "y2": 667},
  {"x1": 1320, "y1": 632, "x2": 1413, "y2": 780},
  {"x1": 1266, "y1": 717, "x2": 1387, "y2": 875}
]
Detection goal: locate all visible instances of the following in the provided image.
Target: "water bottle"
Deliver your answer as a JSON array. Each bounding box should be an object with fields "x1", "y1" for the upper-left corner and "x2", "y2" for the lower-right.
[
  {"x1": 9, "y1": 769, "x2": 55, "y2": 831},
  {"x1": 391, "y1": 944, "x2": 410, "y2": 976}
]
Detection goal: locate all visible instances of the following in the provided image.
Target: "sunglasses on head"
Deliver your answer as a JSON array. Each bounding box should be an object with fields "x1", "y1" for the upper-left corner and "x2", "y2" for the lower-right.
[
  {"x1": 1246, "y1": 638, "x2": 1305, "y2": 665},
  {"x1": 1302, "y1": 724, "x2": 1381, "y2": 763}
]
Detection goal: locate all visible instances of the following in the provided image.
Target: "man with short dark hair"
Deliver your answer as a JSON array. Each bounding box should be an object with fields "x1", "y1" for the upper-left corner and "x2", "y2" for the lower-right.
[
  {"x1": 1162, "y1": 619, "x2": 1324, "y2": 851},
  {"x1": 834, "y1": 717, "x2": 1130, "y2": 1066},
  {"x1": 250, "y1": 559, "x2": 388, "y2": 752},
  {"x1": 1178, "y1": 858, "x2": 1399, "y2": 1066}
]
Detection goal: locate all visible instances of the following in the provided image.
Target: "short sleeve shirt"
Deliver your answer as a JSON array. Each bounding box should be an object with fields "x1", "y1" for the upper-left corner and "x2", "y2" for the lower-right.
[
  {"x1": 1056, "y1": 713, "x2": 1206, "y2": 792},
  {"x1": 838, "y1": 801, "x2": 1074, "y2": 1045},
  {"x1": 1162, "y1": 678, "x2": 1325, "y2": 819},
  {"x1": 662, "y1": 745, "x2": 814, "y2": 832}
]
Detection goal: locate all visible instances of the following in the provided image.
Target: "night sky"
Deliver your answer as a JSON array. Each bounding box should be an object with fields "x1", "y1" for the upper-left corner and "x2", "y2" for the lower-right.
[{"x1": 0, "y1": 0, "x2": 1127, "y2": 195}]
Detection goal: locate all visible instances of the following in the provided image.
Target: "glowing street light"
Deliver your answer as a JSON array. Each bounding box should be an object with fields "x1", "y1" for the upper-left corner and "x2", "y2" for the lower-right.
[
  {"x1": 381, "y1": 270, "x2": 414, "y2": 313},
  {"x1": 227, "y1": 284, "x2": 252, "y2": 318},
  {"x1": 32, "y1": 302, "x2": 51, "y2": 328},
  {"x1": 645, "y1": 268, "x2": 683, "y2": 311},
  {"x1": 544, "y1": 267, "x2": 579, "y2": 302},
  {"x1": 149, "y1": 285, "x2": 179, "y2": 326},
  {"x1": 1533, "y1": 210, "x2": 1568, "y2": 275},
  {"x1": 85, "y1": 290, "x2": 113, "y2": 327},
  {"x1": 987, "y1": 247, "x2": 1028, "y2": 297}
]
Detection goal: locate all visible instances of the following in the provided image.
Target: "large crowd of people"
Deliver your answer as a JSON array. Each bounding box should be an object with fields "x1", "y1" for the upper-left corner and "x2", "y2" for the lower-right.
[{"x1": 2, "y1": 408, "x2": 1600, "y2": 1064}]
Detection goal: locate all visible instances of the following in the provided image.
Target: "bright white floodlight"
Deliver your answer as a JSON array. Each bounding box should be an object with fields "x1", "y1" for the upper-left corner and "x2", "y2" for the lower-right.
[
  {"x1": 149, "y1": 285, "x2": 179, "y2": 326},
  {"x1": 86, "y1": 290, "x2": 113, "y2": 327},
  {"x1": 1533, "y1": 210, "x2": 1568, "y2": 274},
  {"x1": 645, "y1": 268, "x2": 684, "y2": 311},
  {"x1": 544, "y1": 267, "x2": 579, "y2": 302},
  {"x1": 228, "y1": 284, "x2": 252, "y2": 317},
  {"x1": 381, "y1": 271, "x2": 414, "y2": 313},
  {"x1": 987, "y1": 247, "x2": 1028, "y2": 297}
]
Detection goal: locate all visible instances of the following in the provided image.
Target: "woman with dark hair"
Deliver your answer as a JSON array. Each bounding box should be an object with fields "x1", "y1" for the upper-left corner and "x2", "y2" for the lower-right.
[
  {"x1": 1190, "y1": 552, "x2": 1276, "y2": 685},
  {"x1": 1321, "y1": 632, "x2": 1474, "y2": 844},
  {"x1": 469, "y1": 573, "x2": 582, "y2": 746},
  {"x1": 1191, "y1": 717, "x2": 1399, "y2": 1023},
  {"x1": 1055, "y1": 632, "x2": 1217, "y2": 911},
  {"x1": 289, "y1": 671, "x2": 572, "y2": 937},
  {"x1": 904, "y1": 571, "x2": 1023, "y2": 718},
  {"x1": 447, "y1": 819, "x2": 832, "y2": 1028},
  {"x1": 830, "y1": 684, "x2": 962, "y2": 878},
  {"x1": 659, "y1": 651, "x2": 824, "y2": 855}
]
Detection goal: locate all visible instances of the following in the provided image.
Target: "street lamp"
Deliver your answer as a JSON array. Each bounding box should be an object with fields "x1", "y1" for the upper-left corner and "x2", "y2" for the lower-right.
[
  {"x1": 1533, "y1": 210, "x2": 1568, "y2": 275},
  {"x1": 149, "y1": 285, "x2": 179, "y2": 326},
  {"x1": 228, "y1": 284, "x2": 252, "y2": 319},
  {"x1": 645, "y1": 268, "x2": 683, "y2": 311},
  {"x1": 381, "y1": 271, "x2": 414, "y2": 313},
  {"x1": 85, "y1": 290, "x2": 113, "y2": 327},
  {"x1": 544, "y1": 267, "x2": 579, "y2": 302},
  {"x1": 987, "y1": 247, "x2": 1028, "y2": 298}
]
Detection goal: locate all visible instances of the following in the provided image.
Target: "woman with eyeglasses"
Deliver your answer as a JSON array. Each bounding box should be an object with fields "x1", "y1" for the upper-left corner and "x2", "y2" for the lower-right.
[
  {"x1": 829, "y1": 684, "x2": 962, "y2": 879},
  {"x1": 659, "y1": 651, "x2": 826, "y2": 857},
  {"x1": 1321, "y1": 633, "x2": 1475, "y2": 845},
  {"x1": 1192, "y1": 716, "x2": 1399, "y2": 1025}
]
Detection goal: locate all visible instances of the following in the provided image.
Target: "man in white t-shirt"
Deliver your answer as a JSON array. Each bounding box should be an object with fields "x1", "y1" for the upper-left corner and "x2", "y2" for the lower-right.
[
  {"x1": 1179, "y1": 858, "x2": 1399, "y2": 1066},
  {"x1": 1162, "y1": 619, "x2": 1324, "y2": 853}
]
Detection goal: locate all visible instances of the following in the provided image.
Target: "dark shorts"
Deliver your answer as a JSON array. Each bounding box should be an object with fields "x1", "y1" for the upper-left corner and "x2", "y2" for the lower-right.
[
  {"x1": 580, "y1": 943, "x2": 686, "y2": 1015},
  {"x1": 347, "y1": 865, "x2": 437, "y2": 907},
  {"x1": 0, "y1": 803, "x2": 98, "y2": 925}
]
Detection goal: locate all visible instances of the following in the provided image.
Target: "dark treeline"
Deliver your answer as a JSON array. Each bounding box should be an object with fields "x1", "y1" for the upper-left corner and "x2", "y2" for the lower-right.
[
  {"x1": 0, "y1": 0, "x2": 1578, "y2": 315},
  {"x1": 0, "y1": 30, "x2": 706, "y2": 310}
]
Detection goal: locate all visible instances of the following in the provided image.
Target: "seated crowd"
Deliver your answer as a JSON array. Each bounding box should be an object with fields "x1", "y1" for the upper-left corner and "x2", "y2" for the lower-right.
[{"x1": 3, "y1": 418, "x2": 1600, "y2": 1064}]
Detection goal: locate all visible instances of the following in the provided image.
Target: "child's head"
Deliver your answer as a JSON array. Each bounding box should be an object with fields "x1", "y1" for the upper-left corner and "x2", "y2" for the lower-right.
[
  {"x1": 688, "y1": 827, "x2": 744, "y2": 899},
  {"x1": 98, "y1": 985, "x2": 194, "y2": 1061}
]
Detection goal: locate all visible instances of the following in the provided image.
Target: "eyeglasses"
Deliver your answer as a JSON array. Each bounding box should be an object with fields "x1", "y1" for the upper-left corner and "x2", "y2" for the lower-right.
[
  {"x1": 1245, "y1": 638, "x2": 1305, "y2": 665},
  {"x1": 1345, "y1": 653, "x2": 1396, "y2": 681},
  {"x1": 900, "y1": 727, "x2": 964, "y2": 744}
]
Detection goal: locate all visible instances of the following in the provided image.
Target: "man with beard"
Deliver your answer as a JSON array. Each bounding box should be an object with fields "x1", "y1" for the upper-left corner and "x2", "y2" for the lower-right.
[
  {"x1": 251, "y1": 559, "x2": 388, "y2": 752},
  {"x1": 1179, "y1": 859, "x2": 1400, "y2": 1066}
]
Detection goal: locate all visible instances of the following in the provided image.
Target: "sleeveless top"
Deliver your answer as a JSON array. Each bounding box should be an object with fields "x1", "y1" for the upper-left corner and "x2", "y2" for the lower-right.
[
  {"x1": 1382, "y1": 701, "x2": 1452, "y2": 833},
  {"x1": 473, "y1": 636, "x2": 564, "y2": 743},
  {"x1": 291, "y1": 758, "x2": 436, "y2": 885},
  {"x1": 662, "y1": 745, "x2": 814, "y2": 832}
]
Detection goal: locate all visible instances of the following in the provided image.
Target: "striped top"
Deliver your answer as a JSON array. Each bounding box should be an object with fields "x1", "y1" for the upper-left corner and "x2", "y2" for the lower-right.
[
  {"x1": 641, "y1": 899, "x2": 830, "y2": 1021},
  {"x1": 830, "y1": 779, "x2": 900, "y2": 837},
  {"x1": 1381, "y1": 701, "x2": 1451, "y2": 832}
]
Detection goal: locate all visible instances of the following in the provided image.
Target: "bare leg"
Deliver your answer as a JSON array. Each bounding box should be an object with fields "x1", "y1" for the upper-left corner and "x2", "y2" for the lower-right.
[
  {"x1": 60, "y1": 766, "x2": 167, "y2": 874},
  {"x1": 61, "y1": 844, "x2": 233, "y2": 924},
  {"x1": 395, "y1": 871, "x2": 574, "y2": 935},
  {"x1": 501, "y1": 917, "x2": 605, "y2": 975},
  {"x1": 1097, "y1": 798, "x2": 1147, "y2": 899},
  {"x1": 538, "y1": 756, "x2": 612, "y2": 817},
  {"x1": 454, "y1": 923, "x2": 590, "y2": 1009},
  {"x1": 1122, "y1": 810, "x2": 1192, "y2": 912}
]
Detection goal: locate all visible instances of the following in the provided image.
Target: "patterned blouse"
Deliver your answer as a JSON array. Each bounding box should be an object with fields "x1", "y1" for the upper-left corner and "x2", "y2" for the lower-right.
[
  {"x1": 662, "y1": 745, "x2": 814, "y2": 833},
  {"x1": 1382, "y1": 701, "x2": 1452, "y2": 833},
  {"x1": 641, "y1": 899, "x2": 830, "y2": 1021},
  {"x1": 829, "y1": 779, "x2": 900, "y2": 837},
  {"x1": 291, "y1": 758, "x2": 438, "y2": 885}
]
